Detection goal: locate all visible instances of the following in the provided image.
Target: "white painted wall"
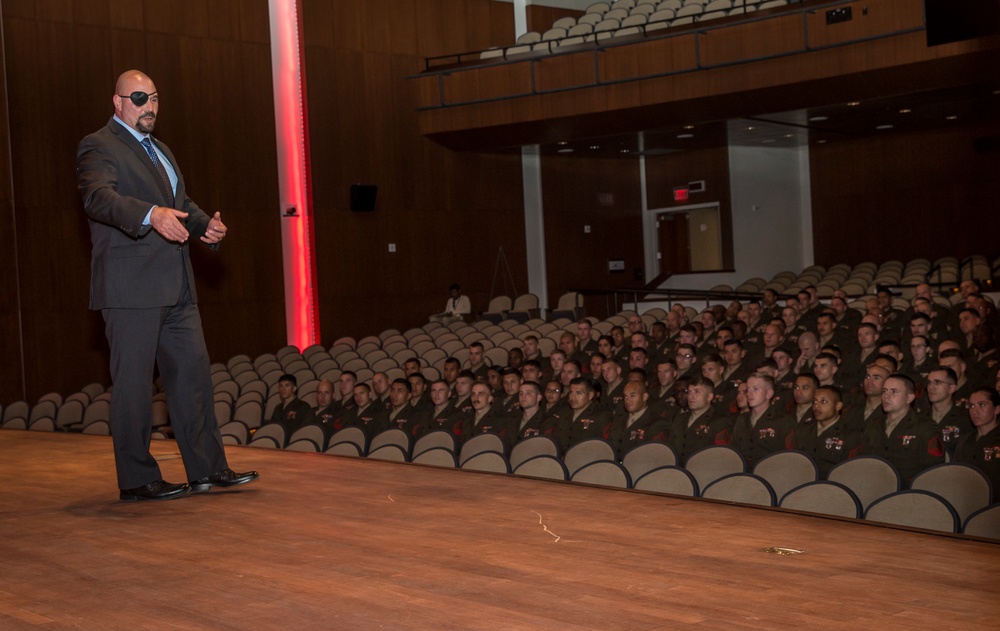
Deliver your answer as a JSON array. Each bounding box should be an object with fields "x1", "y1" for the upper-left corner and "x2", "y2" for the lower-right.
[{"x1": 652, "y1": 141, "x2": 814, "y2": 291}]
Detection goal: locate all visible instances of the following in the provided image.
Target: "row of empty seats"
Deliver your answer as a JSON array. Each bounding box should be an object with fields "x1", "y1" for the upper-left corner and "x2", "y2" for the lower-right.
[
  {"x1": 481, "y1": 0, "x2": 795, "y2": 60},
  {"x1": 239, "y1": 426, "x2": 1000, "y2": 538}
]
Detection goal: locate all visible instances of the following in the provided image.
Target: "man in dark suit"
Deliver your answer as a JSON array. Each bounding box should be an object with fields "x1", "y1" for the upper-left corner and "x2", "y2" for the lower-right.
[{"x1": 77, "y1": 69, "x2": 258, "y2": 501}]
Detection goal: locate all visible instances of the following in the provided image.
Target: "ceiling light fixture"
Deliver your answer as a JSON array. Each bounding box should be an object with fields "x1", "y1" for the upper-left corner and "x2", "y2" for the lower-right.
[
  {"x1": 876, "y1": 124, "x2": 894, "y2": 130},
  {"x1": 808, "y1": 115, "x2": 828, "y2": 122}
]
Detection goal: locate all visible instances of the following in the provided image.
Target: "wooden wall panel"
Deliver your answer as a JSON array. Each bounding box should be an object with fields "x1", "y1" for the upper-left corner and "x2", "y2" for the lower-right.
[
  {"x1": 0, "y1": 16, "x2": 25, "y2": 404},
  {"x1": 303, "y1": 0, "x2": 528, "y2": 340},
  {"x1": 810, "y1": 121, "x2": 1000, "y2": 267},
  {"x1": 541, "y1": 156, "x2": 645, "y2": 317},
  {"x1": 1, "y1": 0, "x2": 283, "y2": 402}
]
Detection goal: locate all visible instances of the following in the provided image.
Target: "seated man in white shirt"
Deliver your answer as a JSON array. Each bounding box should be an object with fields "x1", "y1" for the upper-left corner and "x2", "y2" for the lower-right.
[{"x1": 429, "y1": 283, "x2": 471, "y2": 324}]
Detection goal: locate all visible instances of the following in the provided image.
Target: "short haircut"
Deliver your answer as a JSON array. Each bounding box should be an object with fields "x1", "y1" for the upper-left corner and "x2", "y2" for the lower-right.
[
  {"x1": 457, "y1": 369, "x2": 476, "y2": 381},
  {"x1": 816, "y1": 385, "x2": 843, "y2": 403},
  {"x1": 564, "y1": 359, "x2": 582, "y2": 372},
  {"x1": 598, "y1": 334, "x2": 614, "y2": 346},
  {"x1": 524, "y1": 334, "x2": 539, "y2": 343},
  {"x1": 874, "y1": 353, "x2": 899, "y2": 371},
  {"x1": 354, "y1": 383, "x2": 372, "y2": 394},
  {"x1": 886, "y1": 373, "x2": 916, "y2": 395},
  {"x1": 403, "y1": 357, "x2": 421, "y2": 368},
  {"x1": 628, "y1": 368, "x2": 648, "y2": 381},
  {"x1": 407, "y1": 373, "x2": 427, "y2": 386},
  {"x1": 722, "y1": 338, "x2": 744, "y2": 350},
  {"x1": 688, "y1": 375, "x2": 716, "y2": 392},
  {"x1": 341, "y1": 370, "x2": 357, "y2": 381},
  {"x1": 960, "y1": 308, "x2": 981, "y2": 319},
  {"x1": 444, "y1": 357, "x2": 461, "y2": 369},
  {"x1": 930, "y1": 366, "x2": 957, "y2": 384},
  {"x1": 676, "y1": 343, "x2": 697, "y2": 355},
  {"x1": 857, "y1": 322, "x2": 879, "y2": 333},
  {"x1": 755, "y1": 357, "x2": 778, "y2": 371},
  {"x1": 747, "y1": 372, "x2": 777, "y2": 392},
  {"x1": 702, "y1": 353, "x2": 724, "y2": 366},
  {"x1": 630, "y1": 347, "x2": 648, "y2": 359},
  {"x1": 909, "y1": 312, "x2": 931, "y2": 324},
  {"x1": 569, "y1": 376, "x2": 596, "y2": 393},
  {"x1": 392, "y1": 378, "x2": 412, "y2": 392},
  {"x1": 814, "y1": 351, "x2": 839, "y2": 364},
  {"x1": 657, "y1": 357, "x2": 678, "y2": 369},
  {"x1": 651, "y1": 321, "x2": 666, "y2": 332},
  {"x1": 501, "y1": 368, "x2": 521, "y2": 378},
  {"x1": 469, "y1": 341, "x2": 484, "y2": 351},
  {"x1": 938, "y1": 349, "x2": 966, "y2": 363},
  {"x1": 278, "y1": 373, "x2": 297, "y2": 387},
  {"x1": 796, "y1": 372, "x2": 820, "y2": 389},
  {"x1": 521, "y1": 359, "x2": 542, "y2": 371},
  {"x1": 521, "y1": 381, "x2": 542, "y2": 396},
  {"x1": 449, "y1": 283, "x2": 460, "y2": 292},
  {"x1": 549, "y1": 349, "x2": 566, "y2": 360},
  {"x1": 910, "y1": 335, "x2": 930, "y2": 346},
  {"x1": 430, "y1": 379, "x2": 448, "y2": 389},
  {"x1": 679, "y1": 324, "x2": 698, "y2": 336}
]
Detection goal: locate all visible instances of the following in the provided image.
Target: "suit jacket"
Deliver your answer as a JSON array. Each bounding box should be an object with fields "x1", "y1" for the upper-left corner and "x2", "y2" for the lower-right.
[{"x1": 78, "y1": 117, "x2": 213, "y2": 309}]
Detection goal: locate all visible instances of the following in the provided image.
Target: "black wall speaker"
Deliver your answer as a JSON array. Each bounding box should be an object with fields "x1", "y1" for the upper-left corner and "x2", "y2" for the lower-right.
[
  {"x1": 925, "y1": 0, "x2": 999, "y2": 46},
  {"x1": 350, "y1": 184, "x2": 378, "y2": 212}
]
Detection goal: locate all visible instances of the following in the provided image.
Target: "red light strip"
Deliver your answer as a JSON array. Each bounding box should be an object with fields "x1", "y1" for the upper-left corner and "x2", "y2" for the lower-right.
[{"x1": 268, "y1": 0, "x2": 320, "y2": 350}]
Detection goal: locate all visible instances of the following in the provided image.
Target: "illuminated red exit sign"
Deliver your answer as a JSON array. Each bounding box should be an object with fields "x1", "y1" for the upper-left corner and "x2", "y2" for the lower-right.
[{"x1": 673, "y1": 187, "x2": 689, "y2": 202}]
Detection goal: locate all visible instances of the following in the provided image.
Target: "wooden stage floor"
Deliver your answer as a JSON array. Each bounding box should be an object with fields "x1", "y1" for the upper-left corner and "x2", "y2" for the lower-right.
[{"x1": 1, "y1": 430, "x2": 997, "y2": 630}]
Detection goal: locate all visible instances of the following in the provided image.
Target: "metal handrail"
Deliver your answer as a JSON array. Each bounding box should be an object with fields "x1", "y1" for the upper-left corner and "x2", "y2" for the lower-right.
[{"x1": 408, "y1": 0, "x2": 925, "y2": 111}]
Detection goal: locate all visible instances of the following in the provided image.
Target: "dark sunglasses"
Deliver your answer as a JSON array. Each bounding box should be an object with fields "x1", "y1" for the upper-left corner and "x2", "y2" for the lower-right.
[{"x1": 119, "y1": 91, "x2": 157, "y2": 106}]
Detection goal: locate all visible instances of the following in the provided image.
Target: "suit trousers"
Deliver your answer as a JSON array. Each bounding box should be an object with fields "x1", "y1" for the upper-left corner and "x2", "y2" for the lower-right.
[{"x1": 102, "y1": 272, "x2": 227, "y2": 489}]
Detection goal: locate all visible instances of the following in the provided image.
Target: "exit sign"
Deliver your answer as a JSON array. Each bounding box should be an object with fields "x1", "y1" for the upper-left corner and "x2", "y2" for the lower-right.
[{"x1": 673, "y1": 187, "x2": 689, "y2": 202}]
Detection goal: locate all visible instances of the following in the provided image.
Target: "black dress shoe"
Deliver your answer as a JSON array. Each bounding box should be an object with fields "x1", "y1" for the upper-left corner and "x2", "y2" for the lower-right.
[
  {"x1": 189, "y1": 468, "x2": 259, "y2": 494},
  {"x1": 120, "y1": 480, "x2": 191, "y2": 502}
]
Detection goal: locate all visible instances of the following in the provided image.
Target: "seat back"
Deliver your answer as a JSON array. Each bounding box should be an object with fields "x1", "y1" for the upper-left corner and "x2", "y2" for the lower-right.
[
  {"x1": 779, "y1": 481, "x2": 862, "y2": 519},
  {"x1": 459, "y1": 432, "x2": 507, "y2": 465},
  {"x1": 571, "y1": 460, "x2": 631, "y2": 488},
  {"x1": 369, "y1": 428, "x2": 411, "y2": 456},
  {"x1": 367, "y1": 444, "x2": 409, "y2": 462},
  {"x1": 564, "y1": 438, "x2": 617, "y2": 476},
  {"x1": 461, "y1": 451, "x2": 511, "y2": 473},
  {"x1": 827, "y1": 456, "x2": 900, "y2": 512},
  {"x1": 286, "y1": 438, "x2": 320, "y2": 452},
  {"x1": 509, "y1": 436, "x2": 560, "y2": 470},
  {"x1": 752, "y1": 450, "x2": 818, "y2": 502},
  {"x1": 910, "y1": 463, "x2": 992, "y2": 525},
  {"x1": 411, "y1": 447, "x2": 458, "y2": 468},
  {"x1": 962, "y1": 504, "x2": 1000, "y2": 539},
  {"x1": 513, "y1": 454, "x2": 569, "y2": 480},
  {"x1": 632, "y1": 466, "x2": 698, "y2": 496},
  {"x1": 684, "y1": 445, "x2": 746, "y2": 492},
  {"x1": 864, "y1": 490, "x2": 959, "y2": 533},
  {"x1": 288, "y1": 424, "x2": 328, "y2": 451},
  {"x1": 325, "y1": 441, "x2": 363, "y2": 457},
  {"x1": 622, "y1": 442, "x2": 678, "y2": 482},
  {"x1": 249, "y1": 422, "x2": 286, "y2": 447},
  {"x1": 702, "y1": 473, "x2": 776, "y2": 506},
  {"x1": 412, "y1": 430, "x2": 457, "y2": 458}
]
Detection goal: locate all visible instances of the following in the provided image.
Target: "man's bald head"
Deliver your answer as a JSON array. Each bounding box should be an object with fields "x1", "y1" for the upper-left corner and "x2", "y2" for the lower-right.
[{"x1": 113, "y1": 70, "x2": 158, "y2": 134}]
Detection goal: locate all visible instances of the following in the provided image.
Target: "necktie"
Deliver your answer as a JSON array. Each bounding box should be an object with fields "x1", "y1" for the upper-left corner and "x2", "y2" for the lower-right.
[{"x1": 140, "y1": 138, "x2": 175, "y2": 207}]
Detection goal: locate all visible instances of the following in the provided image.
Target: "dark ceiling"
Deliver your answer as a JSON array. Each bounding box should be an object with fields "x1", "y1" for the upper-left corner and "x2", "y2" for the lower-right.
[{"x1": 525, "y1": 82, "x2": 1000, "y2": 158}]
